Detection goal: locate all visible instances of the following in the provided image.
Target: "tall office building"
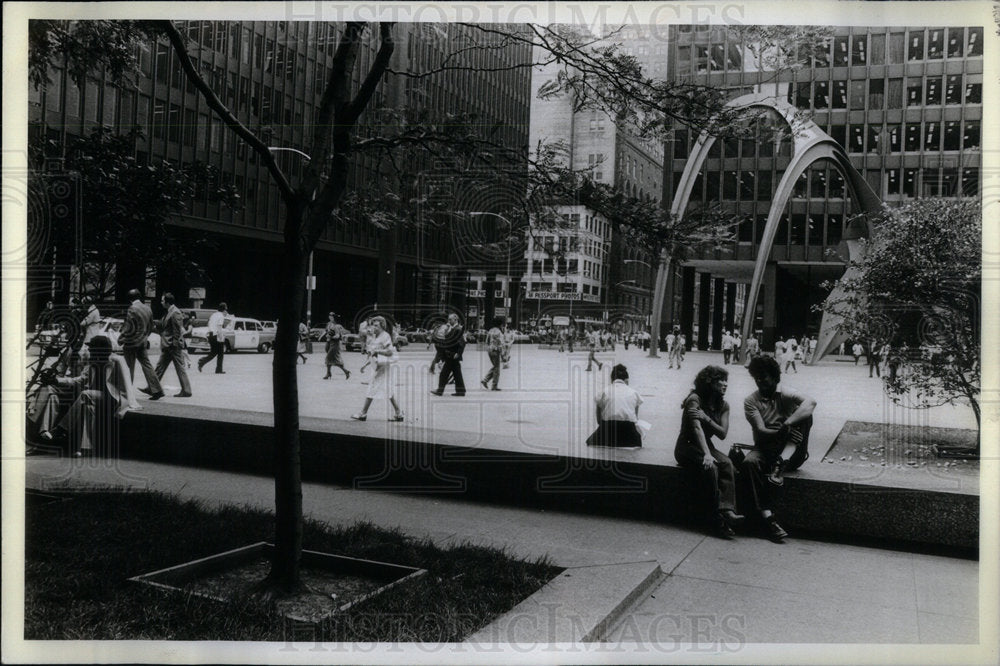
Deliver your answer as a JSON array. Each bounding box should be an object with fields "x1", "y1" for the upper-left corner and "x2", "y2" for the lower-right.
[
  {"x1": 28, "y1": 21, "x2": 532, "y2": 325},
  {"x1": 663, "y1": 25, "x2": 983, "y2": 350},
  {"x1": 524, "y1": 28, "x2": 662, "y2": 333}
]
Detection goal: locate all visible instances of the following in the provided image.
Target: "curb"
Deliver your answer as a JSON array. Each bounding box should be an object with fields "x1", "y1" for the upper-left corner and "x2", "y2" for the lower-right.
[{"x1": 464, "y1": 560, "x2": 663, "y2": 645}]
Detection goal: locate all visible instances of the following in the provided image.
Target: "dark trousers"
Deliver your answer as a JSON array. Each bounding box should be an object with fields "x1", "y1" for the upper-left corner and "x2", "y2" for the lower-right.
[
  {"x1": 199, "y1": 335, "x2": 225, "y2": 372},
  {"x1": 723, "y1": 349, "x2": 732, "y2": 364},
  {"x1": 438, "y1": 357, "x2": 466, "y2": 393},
  {"x1": 742, "y1": 417, "x2": 812, "y2": 513},
  {"x1": 155, "y1": 345, "x2": 192, "y2": 394},
  {"x1": 123, "y1": 344, "x2": 162, "y2": 394},
  {"x1": 678, "y1": 447, "x2": 737, "y2": 514}
]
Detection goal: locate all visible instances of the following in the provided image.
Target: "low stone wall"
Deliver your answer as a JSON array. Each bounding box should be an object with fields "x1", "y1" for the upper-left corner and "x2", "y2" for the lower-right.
[{"x1": 118, "y1": 411, "x2": 978, "y2": 553}]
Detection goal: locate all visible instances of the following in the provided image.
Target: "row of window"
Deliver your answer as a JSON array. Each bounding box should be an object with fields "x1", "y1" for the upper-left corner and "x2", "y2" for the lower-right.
[
  {"x1": 791, "y1": 75, "x2": 982, "y2": 111},
  {"x1": 832, "y1": 120, "x2": 981, "y2": 154},
  {"x1": 674, "y1": 26, "x2": 984, "y2": 76},
  {"x1": 523, "y1": 281, "x2": 603, "y2": 297},
  {"x1": 673, "y1": 117, "x2": 981, "y2": 161},
  {"x1": 679, "y1": 165, "x2": 978, "y2": 206}
]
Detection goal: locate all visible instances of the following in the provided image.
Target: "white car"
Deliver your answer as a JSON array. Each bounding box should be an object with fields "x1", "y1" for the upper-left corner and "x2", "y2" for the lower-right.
[
  {"x1": 188, "y1": 316, "x2": 275, "y2": 353},
  {"x1": 99, "y1": 318, "x2": 161, "y2": 352}
]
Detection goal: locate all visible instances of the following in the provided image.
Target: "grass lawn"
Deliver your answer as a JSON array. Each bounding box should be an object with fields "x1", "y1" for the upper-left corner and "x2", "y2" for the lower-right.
[{"x1": 24, "y1": 490, "x2": 560, "y2": 641}]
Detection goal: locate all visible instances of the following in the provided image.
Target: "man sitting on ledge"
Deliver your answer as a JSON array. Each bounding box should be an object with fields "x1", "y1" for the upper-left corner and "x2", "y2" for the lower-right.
[{"x1": 742, "y1": 355, "x2": 817, "y2": 542}]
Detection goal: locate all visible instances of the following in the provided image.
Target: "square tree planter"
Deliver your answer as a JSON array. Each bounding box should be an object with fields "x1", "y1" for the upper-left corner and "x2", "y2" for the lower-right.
[{"x1": 130, "y1": 542, "x2": 426, "y2": 624}]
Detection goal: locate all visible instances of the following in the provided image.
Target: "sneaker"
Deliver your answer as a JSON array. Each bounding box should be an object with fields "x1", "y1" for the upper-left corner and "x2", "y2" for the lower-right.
[{"x1": 767, "y1": 459, "x2": 785, "y2": 486}]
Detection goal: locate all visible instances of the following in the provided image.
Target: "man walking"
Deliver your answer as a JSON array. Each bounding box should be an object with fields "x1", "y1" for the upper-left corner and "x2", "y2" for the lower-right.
[
  {"x1": 121, "y1": 289, "x2": 164, "y2": 400},
  {"x1": 430, "y1": 313, "x2": 466, "y2": 396},
  {"x1": 155, "y1": 292, "x2": 193, "y2": 397},
  {"x1": 197, "y1": 302, "x2": 228, "y2": 374},
  {"x1": 481, "y1": 316, "x2": 504, "y2": 390},
  {"x1": 585, "y1": 327, "x2": 603, "y2": 371},
  {"x1": 722, "y1": 330, "x2": 734, "y2": 365}
]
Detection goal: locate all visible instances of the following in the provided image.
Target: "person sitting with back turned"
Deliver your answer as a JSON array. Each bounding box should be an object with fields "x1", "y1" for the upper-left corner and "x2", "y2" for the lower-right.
[
  {"x1": 586, "y1": 364, "x2": 643, "y2": 448},
  {"x1": 742, "y1": 355, "x2": 817, "y2": 542},
  {"x1": 674, "y1": 365, "x2": 744, "y2": 538}
]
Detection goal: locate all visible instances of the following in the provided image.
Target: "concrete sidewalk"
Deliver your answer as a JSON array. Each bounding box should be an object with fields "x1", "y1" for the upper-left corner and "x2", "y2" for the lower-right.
[{"x1": 24, "y1": 455, "x2": 983, "y2": 650}]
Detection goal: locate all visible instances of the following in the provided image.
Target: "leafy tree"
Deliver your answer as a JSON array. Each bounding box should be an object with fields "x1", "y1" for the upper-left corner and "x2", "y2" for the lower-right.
[
  {"x1": 820, "y1": 199, "x2": 981, "y2": 450},
  {"x1": 29, "y1": 127, "x2": 237, "y2": 301},
  {"x1": 30, "y1": 18, "x2": 829, "y2": 596}
]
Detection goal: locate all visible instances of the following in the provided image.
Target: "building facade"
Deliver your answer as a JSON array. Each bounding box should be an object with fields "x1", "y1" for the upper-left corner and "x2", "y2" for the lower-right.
[
  {"x1": 28, "y1": 21, "x2": 532, "y2": 329},
  {"x1": 524, "y1": 31, "x2": 662, "y2": 333},
  {"x1": 663, "y1": 25, "x2": 983, "y2": 351}
]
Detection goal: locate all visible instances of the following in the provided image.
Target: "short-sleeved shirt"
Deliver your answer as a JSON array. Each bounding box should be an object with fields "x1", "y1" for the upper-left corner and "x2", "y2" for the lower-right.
[
  {"x1": 744, "y1": 389, "x2": 804, "y2": 445},
  {"x1": 595, "y1": 380, "x2": 642, "y2": 423},
  {"x1": 675, "y1": 392, "x2": 730, "y2": 460}
]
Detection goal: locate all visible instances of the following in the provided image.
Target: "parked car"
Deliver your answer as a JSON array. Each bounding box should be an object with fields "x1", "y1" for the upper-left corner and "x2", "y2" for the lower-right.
[
  {"x1": 343, "y1": 334, "x2": 363, "y2": 352},
  {"x1": 99, "y1": 317, "x2": 162, "y2": 352},
  {"x1": 188, "y1": 316, "x2": 275, "y2": 353}
]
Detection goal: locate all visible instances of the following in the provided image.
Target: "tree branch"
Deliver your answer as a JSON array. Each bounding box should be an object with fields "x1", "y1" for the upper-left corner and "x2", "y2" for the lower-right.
[
  {"x1": 346, "y1": 23, "x2": 395, "y2": 125},
  {"x1": 159, "y1": 20, "x2": 295, "y2": 204}
]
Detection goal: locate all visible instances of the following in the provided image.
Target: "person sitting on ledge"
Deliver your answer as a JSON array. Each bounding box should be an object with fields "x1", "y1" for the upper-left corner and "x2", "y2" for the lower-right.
[
  {"x1": 28, "y1": 335, "x2": 131, "y2": 457},
  {"x1": 586, "y1": 364, "x2": 643, "y2": 448},
  {"x1": 674, "y1": 365, "x2": 745, "y2": 539},
  {"x1": 742, "y1": 355, "x2": 817, "y2": 543}
]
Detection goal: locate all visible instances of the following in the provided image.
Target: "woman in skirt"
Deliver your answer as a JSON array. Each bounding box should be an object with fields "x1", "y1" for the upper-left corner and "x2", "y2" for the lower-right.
[{"x1": 350, "y1": 316, "x2": 403, "y2": 421}]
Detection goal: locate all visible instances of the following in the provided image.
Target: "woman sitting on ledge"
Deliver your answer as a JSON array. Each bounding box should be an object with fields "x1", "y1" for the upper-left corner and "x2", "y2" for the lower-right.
[
  {"x1": 674, "y1": 365, "x2": 745, "y2": 539},
  {"x1": 586, "y1": 364, "x2": 643, "y2": 449}
]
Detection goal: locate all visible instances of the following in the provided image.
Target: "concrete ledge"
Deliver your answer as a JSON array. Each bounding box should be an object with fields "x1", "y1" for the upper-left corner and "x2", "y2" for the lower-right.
[
  {"x1": 464, "y1": 561, "x2": 663, "y2": 645},
  {"x1": 116, "y1": 410, "x2": 978, "y2": 552}
]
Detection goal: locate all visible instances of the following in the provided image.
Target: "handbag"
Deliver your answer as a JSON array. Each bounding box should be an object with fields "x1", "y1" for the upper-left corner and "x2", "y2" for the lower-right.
[{"x1": 728, "y1": 443, "x2": 753, "y2": 466}]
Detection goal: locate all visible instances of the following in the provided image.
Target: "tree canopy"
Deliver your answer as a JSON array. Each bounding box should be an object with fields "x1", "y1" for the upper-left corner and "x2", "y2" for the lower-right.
[{"x1": 821, "y1": 198, "x2": 981, "y2": 437}]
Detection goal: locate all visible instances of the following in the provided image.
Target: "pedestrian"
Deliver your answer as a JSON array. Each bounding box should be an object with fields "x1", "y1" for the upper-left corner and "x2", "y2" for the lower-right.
[
  {"x1": 866, "y1": 339, "x2": 882, "y2": 379},
  {"x1": 742, "y1": 356, "x2": 817, "y2": 542},
  {"x1": 721, "y1": 330, "x2": 734, "y2": 365},
  {"x1": 350, "y1": 315, "x2": 403, "y2": 421},
  {"x1": 430, "y1": 312, "x2": 467, "y2": 396},
  {"x1": 668, "y1": 328, "x2": 684, "y2": 370},
  {"x1": 323, "y1": 312, "x2": 351, "y2": 380},
  {"x1": 807, "y1": 336, "x2": 818, "y2": 364},
  {"x1": 297, "y1": 320, "x2": 309, "y2": 364},
  {"x1": 623, "y1": 332, "x2": 630, "y2": 350},
  {"x1": 480, "y1": 316, "x2": 504, "y2": 391},
  {"x1": 502, "y1": 324, "x2": 515, "y2": 369},
  {"x1": 28, "y1": 335, "x2": 131, "y2": 456},
  {"x1": 745, "y1": 333, "x2": 759, "y2": 361},
  {"x1": 732, "y1": 331, "x2": 742, "y2": 364},
  {"x1": 674, "y1": 365, "x2": 744, "y2": 539},
  {"x1": 851, "y1": 341, "x2": 863, "y2": 365},
  {"x1": 121, "y1": 288, "x2": 164, "y2": 400},
  {"x1": 154, "y1": 292, "x2": 193, "y2": 397},
  {"x1": 586, "y1": 364, "x2": 643, "y2": 448},
  {"x1": 784, "y1": 342, "x2": 799, "y2": 374},
  {"x1": 197, "y1": 302, "x2": 229, "y2": 374},
  {"x1": 585, "y1": 327, "x2": 603, "y2": 371},
  {"x1": 665, "y1": 329, "x2": 675, "y2": 359}
]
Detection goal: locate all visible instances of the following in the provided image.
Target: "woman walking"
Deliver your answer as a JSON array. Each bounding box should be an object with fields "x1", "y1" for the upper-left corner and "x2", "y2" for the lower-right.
[
  {"x1": 674, "y1": 365, "x2": 744, "y2": 539},
  {"x1": 350, "y1": 316, "x2": 403, "y2": 421},
  {"x1": 323, "y1": 312, "x2": 350, "y2": 380},
  {"x1": 297, "y1": 320, "x2": 309, "y2": 364}
]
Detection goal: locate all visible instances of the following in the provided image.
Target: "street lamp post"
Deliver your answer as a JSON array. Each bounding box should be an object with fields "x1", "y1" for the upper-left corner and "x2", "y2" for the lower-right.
[
  {"x1": 268, "y1": 147, "x2": 315, "y2": 333},
  {"x1": 469, "y1": 211, "x2": 516, "y2": 326}
]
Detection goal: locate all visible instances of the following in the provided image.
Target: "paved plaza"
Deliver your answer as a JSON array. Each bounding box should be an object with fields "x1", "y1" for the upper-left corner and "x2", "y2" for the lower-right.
[{"x1": 131, "y1": 344, "x2": 979, "y2": 487}]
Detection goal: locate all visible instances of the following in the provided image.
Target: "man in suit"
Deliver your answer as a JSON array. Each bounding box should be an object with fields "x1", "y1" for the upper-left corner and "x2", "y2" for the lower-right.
[
  {"x1": 154, "y1": 292, "x2": 192, "y2": 397},
  {"x1": 430, "y1": 312, "x2": 466, "y2": 396},
  {"x1": 121, "y1": 288, "x2": 164, "y2": 400}
]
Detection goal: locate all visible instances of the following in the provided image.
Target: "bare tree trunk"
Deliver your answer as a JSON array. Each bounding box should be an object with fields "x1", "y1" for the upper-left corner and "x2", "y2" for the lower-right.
[{"x1": 268, "y1": 204, "x2": 309, "y2": 593}]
